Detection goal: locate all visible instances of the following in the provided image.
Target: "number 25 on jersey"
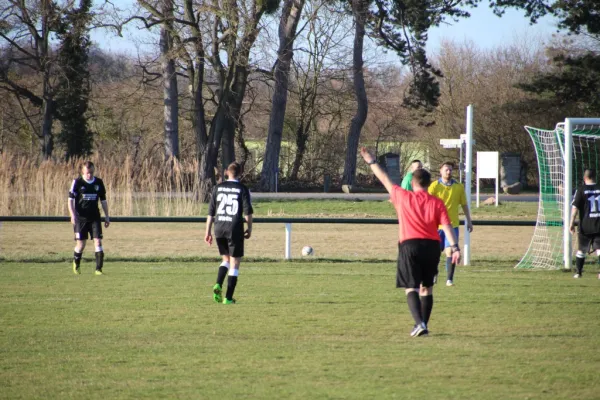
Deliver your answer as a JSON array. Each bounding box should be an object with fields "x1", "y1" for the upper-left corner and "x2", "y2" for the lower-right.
[{"x1": 217, "y1": 193, "x2": 239, "y2": 216}]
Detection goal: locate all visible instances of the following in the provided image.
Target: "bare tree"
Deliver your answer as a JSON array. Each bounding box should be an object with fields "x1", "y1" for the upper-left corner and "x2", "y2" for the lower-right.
[
  {"x1": 287, "y1": 0, "x2": 351, "y2": 181},
  {"x1": 160, "y1": 0, "x2": 179, "y2": 159},
  {"x1": 341, "y1": 0, "x2": 370, "y2": 188},
  {"x1": 260, "y1": 0, "x2": 306, "y2": 191},
  {"x1": 0, "y1": 0, "x2": 63, "y2": 159}
]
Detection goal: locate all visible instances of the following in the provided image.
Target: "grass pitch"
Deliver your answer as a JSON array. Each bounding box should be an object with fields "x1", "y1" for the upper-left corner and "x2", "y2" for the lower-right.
[{"x1": 1, "y1": 260, "x2": 599, "y2": 399}]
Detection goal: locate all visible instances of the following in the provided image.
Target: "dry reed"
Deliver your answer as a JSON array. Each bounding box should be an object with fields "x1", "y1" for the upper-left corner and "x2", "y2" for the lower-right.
[{"x1": 0, "y1": 152, "x2": 205, "y2": 216}]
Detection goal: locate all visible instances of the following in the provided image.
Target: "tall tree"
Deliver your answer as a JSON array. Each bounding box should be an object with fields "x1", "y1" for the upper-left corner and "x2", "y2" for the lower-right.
[
  {"x1": 0, "y1": 0, "x2": 63, "y2": 159},
  {"x1": 137, "y1": 0, "x2": 180, "y2": 160},
  {"x1": 136, "y1": 0, "x2": 279, "y2": 198},
  {"x1": 288, "y1": 1, "x2": 350, "y2": 181},
  {"x1": 55, "y1": 0, "x2": 94, "y2": 159},
  {"x1": 160, "y1": 0, "x2": 179, "y2": 159},
  {"x1": 491, "y1": 0, "x2": 600, "y2": 115},
  {"x1": 341, "y1": 0, "x2": 370, "y2": 188},
  {"x1": 260, "y1": 0, "x2": 307, "y2": 191}
]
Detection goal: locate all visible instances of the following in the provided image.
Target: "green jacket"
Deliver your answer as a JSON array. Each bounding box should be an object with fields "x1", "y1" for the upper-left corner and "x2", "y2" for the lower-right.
[{"x1": 401, "y1": 172, "x2": 413, "y2": 191}]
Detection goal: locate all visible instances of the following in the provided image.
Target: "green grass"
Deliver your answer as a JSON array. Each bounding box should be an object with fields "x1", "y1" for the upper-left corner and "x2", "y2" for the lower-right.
[
  {"x1": 1, "y1": 260, "x2": 599, "y2": 399},
  {"x1": 252, "y1": 200, "x2": 538, "y2": 220}
]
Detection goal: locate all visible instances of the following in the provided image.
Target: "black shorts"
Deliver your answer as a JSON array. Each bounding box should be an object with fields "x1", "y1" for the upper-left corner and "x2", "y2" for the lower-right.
[
  {"x1": 74, "y1": 220, "x2": 102, "y2": 240},
  {"x1": 578, "y1": 232, "x2": 600, "y2": 254},
  {"x1": 397, "y1": 239, "x2": 441, "y2": 289},
  {"x1": 216, "y1": 236, "x2": 244, "y2": 258}
]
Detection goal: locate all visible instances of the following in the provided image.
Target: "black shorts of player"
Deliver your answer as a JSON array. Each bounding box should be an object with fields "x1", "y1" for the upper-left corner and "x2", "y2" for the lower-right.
[
  {"x1": 397, "y1": 239, "x2": 441, "y2": 289},
  {"x1": 216, "y1": 236, "x2": 244, "y2": 258},
  {"x1": 578, "y1": 232, "x2": 600, "y2": 254},
  {"x1": 74, "y1": 219, "x2": 102, "y2": 240}
]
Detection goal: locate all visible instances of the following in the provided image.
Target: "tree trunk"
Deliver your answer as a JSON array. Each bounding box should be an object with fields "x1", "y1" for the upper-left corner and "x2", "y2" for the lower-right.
[
  {"x1": 341, "y1": 0, "x2": 369, "y2": 187},
  {"x1": 290, "y1": 120, "x2": 308, "y2": 181},
  {"x1": 40, "y1": 97, "x2": 54, "y2": 159},
  {"x1": 260, "y1": 0, "x2": 305, "y2": 191},
  {"x1": 161, "y1": 0, "x2": 179, "y2": 160},
  {"x1": 220, "y1": 101, "x2": 236, "y2": 173}
]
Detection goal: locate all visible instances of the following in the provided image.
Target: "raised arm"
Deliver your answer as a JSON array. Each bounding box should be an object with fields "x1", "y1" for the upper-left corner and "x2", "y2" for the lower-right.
[{"x1": 360, "y1": 147, "x2": 395, "y2": 194}]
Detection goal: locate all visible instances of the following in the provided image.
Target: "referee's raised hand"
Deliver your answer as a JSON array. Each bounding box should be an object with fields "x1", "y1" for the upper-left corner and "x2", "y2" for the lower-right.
[{"x1": 360, "y1": 147, "x2": 375, "y2": 164}]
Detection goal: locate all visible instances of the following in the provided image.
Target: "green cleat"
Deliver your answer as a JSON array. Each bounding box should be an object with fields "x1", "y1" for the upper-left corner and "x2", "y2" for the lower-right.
[
  {"x1": 73, "y1": 262, "x2": 81, "y2": 275},
  {"x1": 222, "y1": 298, "x2": 236, "y2": 305},
  {"x1": 94, "y1": 270, "x2": 103, "y2": 276},
  {"x1": 213, "y1": 284, "x2": 223, "y2": 303}
]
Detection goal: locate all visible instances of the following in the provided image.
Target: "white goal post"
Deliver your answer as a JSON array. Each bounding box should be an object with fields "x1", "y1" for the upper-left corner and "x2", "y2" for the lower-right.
[{"x1": 517, "y1": 118, "x2": 600, "y2": 270}]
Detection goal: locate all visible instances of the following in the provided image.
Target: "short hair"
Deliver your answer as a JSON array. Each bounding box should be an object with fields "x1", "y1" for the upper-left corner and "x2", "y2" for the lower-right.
[
  {"x1": 440, "y1": 161, "x2": 454, "y2": 169},
  {"x1": 80, "y1": 161, "x2": 94, "y2": 172},
  {"x1": 227, "y1": 162, "x2": 242, "y2": 178},
  {"x1": 584, "y1": 169, "x2": 596, "y2": 180},
  {"x1": 411, "y1": 159, "x2": 422, "y2": 165},
  {"x1": 412, "y1": 168, "x2": 431, "y2": 188}
]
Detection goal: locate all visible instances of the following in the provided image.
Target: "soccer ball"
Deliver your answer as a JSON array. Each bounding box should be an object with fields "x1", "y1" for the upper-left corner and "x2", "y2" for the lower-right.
[{"x1": 301, "y1": 246, "x2": 314, "y2": 256}]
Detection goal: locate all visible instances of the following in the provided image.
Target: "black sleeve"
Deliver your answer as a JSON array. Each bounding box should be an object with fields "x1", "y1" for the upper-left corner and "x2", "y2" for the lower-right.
[
  {"x1": 207, "y1": 186, "x2": 217, "y2": 217},
  {"x1": 68, "y1": 179, "x2": 78, "y2": 199},
  {"x1": 242, "y1": 186, "x2": 253, "y2": 215},
  {"x1": 98, "y1": 179, "x2": 107, "y2": 201}
]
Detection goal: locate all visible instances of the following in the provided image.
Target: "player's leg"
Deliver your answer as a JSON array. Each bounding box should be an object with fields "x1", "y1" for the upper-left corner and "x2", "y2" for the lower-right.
[
  {"x1": 213, "y1": 238, "x2": 231, "y2": 303},
  {"x1": 223, "y1": 237, "x2": 244, "y2": 304},
  {"x1": 73, "y1": 220, "x2": 88, "y2": 274},
  {"x1": 574, "y1": 233, "x2": 590, "y2": 278},
  {"x1": 91, "y1": 221, "x2": 104, "y2": 275},
  {"x1": 73, "y1": 239, "x2": 86, "y2": 274},
  {"x1": 398, "y1": 241, "x2": 427, "y2": 336},
  {"x1": 223, "y1": 256, "x2": 240, "y2": 304},
  {"x1": 445, "y1": 227, "x2": 459, "y2": 286},
  {"x1": 436, "y1": 229, "x2": 445, "y2": 284},
  {"x1": 420, "y1": 241, "x2": 440, "y2": 326}
]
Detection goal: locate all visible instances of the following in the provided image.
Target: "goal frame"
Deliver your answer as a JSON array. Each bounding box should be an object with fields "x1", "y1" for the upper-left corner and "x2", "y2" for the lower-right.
[{"x1": 520, "y1": 118, "x2": 600, "y2": 270}]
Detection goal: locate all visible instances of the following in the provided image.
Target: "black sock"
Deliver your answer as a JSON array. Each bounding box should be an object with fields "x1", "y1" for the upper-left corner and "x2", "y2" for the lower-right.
[
  {"x1": 420, "y1": 295, "x2": 434, "y2": 325},
  {"x1": 226, "y1": 275, "x2": 238, "y2": 300},
  {"x1": 73, "y1": 252, "x2": 82, "y2": 268},
  {"x1": 216, "y1": 266, "x2": 228, "y2": 286},
  {"x1": 406, "y1": 291, "x2": 423, "y2": 325},
  {"x1": 576, "y1": 257, "x2": 585, "y2": 275},
  {"x1": 448, "y1": 263, "x2": 456, "y2": 281},
  {"x1": 95, "y1": 251, "x2": 104, "y2": 271}
]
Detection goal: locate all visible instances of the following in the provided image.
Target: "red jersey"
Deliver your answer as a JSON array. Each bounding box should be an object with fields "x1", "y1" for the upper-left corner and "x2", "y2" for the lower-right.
[{"x1": 390, "y1": 184, "x2": 451, "y2": 243}]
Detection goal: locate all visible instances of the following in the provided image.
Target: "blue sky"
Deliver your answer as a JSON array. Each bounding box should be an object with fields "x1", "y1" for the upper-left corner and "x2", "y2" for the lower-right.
[
  {"x1": 90, "y1": 2, "x2": 560, "y2": 56},
  {"x1": 426, "y1": 5, "x2": 559, "y2": 53}
]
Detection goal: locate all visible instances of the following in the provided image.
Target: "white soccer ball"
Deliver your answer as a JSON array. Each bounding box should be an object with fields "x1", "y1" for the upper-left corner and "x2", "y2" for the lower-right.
[{"x1": 301, "y1": 246, "x2": 314, "y2": 256}]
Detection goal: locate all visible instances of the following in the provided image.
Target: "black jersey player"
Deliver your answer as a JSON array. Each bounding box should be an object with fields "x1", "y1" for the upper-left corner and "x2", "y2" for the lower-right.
[
  {"x1": 68, "y1": 161, "x2": 110, "y2": 275},
  {"x1": 205, "y1": 162, "x2": 253, "y2": 304},
  {"x1": 570, "y1": 169, "x2": 600, "y2": 279}
]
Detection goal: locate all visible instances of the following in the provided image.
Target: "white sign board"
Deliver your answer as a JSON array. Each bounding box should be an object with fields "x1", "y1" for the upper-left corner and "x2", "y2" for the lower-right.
[
  {"x1": 440, "y1": 139, "x2": 462, "y2": 149},
  {"x1": 477, "y1": 152, "x2": 499, "y2": 179},
  {"x1": 476, "y1": 151, "x2": 499, "y2": 207}
]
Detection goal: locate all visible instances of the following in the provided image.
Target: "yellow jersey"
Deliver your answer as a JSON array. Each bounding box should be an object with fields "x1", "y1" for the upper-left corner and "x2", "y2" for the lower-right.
[{"x1": 428, "y1": 179, "x2": 467, "y2": 228}]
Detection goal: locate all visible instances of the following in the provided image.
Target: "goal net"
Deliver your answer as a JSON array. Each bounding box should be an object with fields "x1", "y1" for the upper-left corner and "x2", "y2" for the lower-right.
[{"x1": 517, "y1": 118, "x2": 600, "y2": 269}]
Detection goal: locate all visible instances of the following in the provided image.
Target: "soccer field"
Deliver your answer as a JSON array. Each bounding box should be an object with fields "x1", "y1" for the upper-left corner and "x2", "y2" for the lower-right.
[{"x1": 1, "y1": 259, "x2": 599, "y2": 399}]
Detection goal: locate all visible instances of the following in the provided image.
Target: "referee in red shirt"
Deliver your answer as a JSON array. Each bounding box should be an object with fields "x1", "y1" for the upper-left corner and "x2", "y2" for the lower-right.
[{"x1": 361, "y1": 148, "x2": 461, "y2": 337}]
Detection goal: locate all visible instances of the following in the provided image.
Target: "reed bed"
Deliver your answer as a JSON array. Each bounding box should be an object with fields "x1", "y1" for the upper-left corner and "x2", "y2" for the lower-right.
[{"x1": 0, "y1": 152, "x2": 205, "y2": 216}]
